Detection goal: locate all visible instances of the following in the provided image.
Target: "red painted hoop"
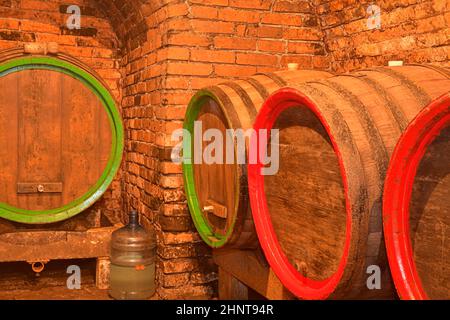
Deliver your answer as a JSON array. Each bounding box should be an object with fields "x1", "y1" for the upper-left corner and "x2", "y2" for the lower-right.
[
  {"x1": 248, "y1": 88, "x2": 352, "y2": 300},
  {"x1": 383, "y1": 93, "x2": 450, "y2": 300}
]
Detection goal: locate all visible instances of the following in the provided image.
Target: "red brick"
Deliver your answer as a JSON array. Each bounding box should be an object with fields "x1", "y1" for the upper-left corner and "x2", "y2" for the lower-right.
[
  {"x1": 218, "y1": 8, "x2": 261, "y2": 23},
  {"x1": 160, "y1": 175, "x2": 184, "y2": 188},
  {"x1": 165, "y1": 18, "x2": 192, "y2": 31},
  {"x1": 162, "y1": 91, "x2": 194, "y2": 106},
  {"x1": 167, "y1": 32, "x2": 211, "y2": 47},
  {"x1": 157, "y1": 47, "x2": 190, "y2": 61},
  {"x1": 191, "y1": 49, "x2": 235, "y2": 63},
  {"x1": 191, "y1": 5, "x2": 218, "y2": 19},
  {"x1": 214, "y1": 36, "x2": 257, "y2": 50},
  {"x1": 229, "y1": 0, "x2": 272, "y2": 10},
  {"x1": 160, "y1": 161, "x2": 183, "y2": 174},
  {"x1": 167, "y1": 3, "x2": 189, "y2": 17},
  {"x1": 190, "y1": 77, "x2": 224, "y2": 89},
  {"x1": 287, "y1": 41, "x2": 325, "y2": 55},
  {"x1": 283, "y1": 28, "x2": 323, "y2": 41},
  {"x1": 161, "y1": 258, "x2": 198, "y2": 274},
  {"x1": 191, "y1": 20, "x2": 235, "y2": 34},
  {"x1": 164, "y1": 77, "x2": 190, "y2": 90},
  {"x1": 236, "y1": 52, "x2": 279, "y2": 66},
  {"x1": 248, "y1": 25, "x2": 284, "y2": 38},
  {"x1": 19, "y1": 20, "x2": 59, "y2": 33},
  {"x1": 20, "y1": 0, "x2": 59, "y2": 11},
  {"x1": 261, "y1": 13, "x2": 303, "y2": 26},
  {"x1": 214, "y1": 64, "x2": 257, "y2": 77},
  {"x1": 257, "y1": 39, "x2": 286, "y2": 53},
  {"x1": 167, "y1": 62, "x2": 213, "y2": 76},
  {"x1": 235, "y1": 24, "x2": 247, "y2": 36},
  {"x1": 189, "y1": 0, "x2": 228, "y2": 6},
  {"x1": 162, "y1": 232, "x2": 200, "y2": 245},
  {"x1": 161, "y1": 273, "x2": 190, "y2": 288},
  {"x1": 274, "y1": 0, "x2": 312, "y2": 13}
]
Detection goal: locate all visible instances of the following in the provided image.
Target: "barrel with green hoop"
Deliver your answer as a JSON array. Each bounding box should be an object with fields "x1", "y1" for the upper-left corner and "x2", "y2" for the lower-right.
[
  {"x1": 182, "y1": 70, "x2": 332, "y2": 248},
  {"x1": 0, "y1": 52, "x2": 123, "y2": 224}
]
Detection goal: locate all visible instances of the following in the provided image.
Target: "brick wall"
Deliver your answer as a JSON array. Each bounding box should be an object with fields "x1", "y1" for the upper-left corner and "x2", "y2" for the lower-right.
[
  {"x1": 316, "y1": 0, "x2": 450, "y2": 72},
  {"x1": 0, "y1": 0, "x2": 123, "y2": 223}
]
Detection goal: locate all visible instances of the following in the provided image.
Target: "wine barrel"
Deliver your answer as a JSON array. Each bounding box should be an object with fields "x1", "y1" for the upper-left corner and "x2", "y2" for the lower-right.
[
  {"x1": 0, "y1": 52, "x2": 123, "y2": 224},
  {"x1": 248, "y1": 65, "x2": 450, "y2": 299},
  {"x1": 183, "y1": 70, "x2": 332, "y2": 249},
  {"x1": 383, "y1": 92, "x2": 450, "y2": 300}
]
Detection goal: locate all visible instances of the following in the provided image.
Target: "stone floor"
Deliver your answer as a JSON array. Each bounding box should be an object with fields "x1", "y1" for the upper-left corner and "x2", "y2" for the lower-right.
[
  {"x1": 0, "y1": 286, "x2": 112, "y2": 300},
  {"x1": 0, "y1": 258, "x2": 164, "y2": 300},
  {"x1": 0, "y1": 259, "x2": 114, "y2": 300}
]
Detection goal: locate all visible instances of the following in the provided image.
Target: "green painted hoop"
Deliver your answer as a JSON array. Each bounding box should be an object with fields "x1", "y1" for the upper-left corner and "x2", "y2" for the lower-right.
[
  {"x1": 0, "y1": 56, "x2": 124, "y2": 224},
  {"x1": 182, "y1": 90, "x2": 240, "y2": 248}
]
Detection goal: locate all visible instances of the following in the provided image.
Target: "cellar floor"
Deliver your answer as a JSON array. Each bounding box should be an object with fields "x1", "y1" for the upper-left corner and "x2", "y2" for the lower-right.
[
  {"x1": 0, "y1": 259, "x2": 159, "y2": 300},
  {"x1": 0, "y1": 286, "x2": 112, "y2": 300}
]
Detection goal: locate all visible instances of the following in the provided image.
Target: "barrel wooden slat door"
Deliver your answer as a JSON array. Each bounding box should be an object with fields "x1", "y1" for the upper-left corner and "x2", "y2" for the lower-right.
[
  {"x1": 0, "y1": 72, "x2": 19, "y2": 208},
  {"x1": 17, "y1": 69, "x2": 63, "y2": 210},
  {"x1": 193, "y1": 99, "x2": 236, "y2": 239},
  {"x1": 248, "y1": 65, "x2": 450, "y2": 300},
  {"x1": 183, "y1": 70, "x2": 332, "y2": 249},
  {"x1": 0, "y1": 55, "x2": 123, "y2": 224}
]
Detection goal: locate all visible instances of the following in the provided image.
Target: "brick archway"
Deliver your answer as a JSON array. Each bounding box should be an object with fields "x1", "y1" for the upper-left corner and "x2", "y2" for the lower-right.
[{"x1": 94, "y1": 0, "x2": 154, "y2": 50}]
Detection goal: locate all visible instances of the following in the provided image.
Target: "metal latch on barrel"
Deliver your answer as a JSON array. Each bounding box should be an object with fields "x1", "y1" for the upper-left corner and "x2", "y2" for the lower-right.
[{"x1": 17, "y1": 182, "x2": 63, "y2": 194}]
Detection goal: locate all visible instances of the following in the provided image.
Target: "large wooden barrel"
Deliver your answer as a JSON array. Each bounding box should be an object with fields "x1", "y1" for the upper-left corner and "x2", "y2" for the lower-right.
[
  {"x1": 0, "y1": 51, "x2": 123, "y2": 224},
  {"x1": 183, "y1": 70, "x2": 332, "y2": 249},
  {"x1": 248, "y1": 65, "x2": 450, "y2": 299},
  {"x1": 383, "y1": 92, "x2": 450, "y2": 300}
]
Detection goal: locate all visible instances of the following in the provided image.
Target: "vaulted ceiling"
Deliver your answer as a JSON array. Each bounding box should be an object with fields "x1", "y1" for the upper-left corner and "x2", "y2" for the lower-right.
[{"x1": 92, "y1": 0, "x2": 155, "y2": 49}]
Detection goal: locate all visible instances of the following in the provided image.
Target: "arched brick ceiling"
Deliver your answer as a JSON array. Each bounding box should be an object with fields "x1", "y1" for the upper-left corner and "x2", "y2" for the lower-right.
[{"x1": 91, "y1": 0, "x2": 155, "y2": 50}]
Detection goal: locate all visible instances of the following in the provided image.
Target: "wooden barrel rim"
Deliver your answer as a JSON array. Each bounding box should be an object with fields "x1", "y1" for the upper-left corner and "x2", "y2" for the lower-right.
[
  {"x1": 0, "y1": 55, "x2": 124, "y2": 224},
  {"x1": 383, "y1": 93, "x2": 450, "y2": 300},
  {"x1": 183, "y1": 89, "x2": 244, "y2": 248},
  {"x1": 248, "y1": 87, "x2": 353, "y2": 300}
]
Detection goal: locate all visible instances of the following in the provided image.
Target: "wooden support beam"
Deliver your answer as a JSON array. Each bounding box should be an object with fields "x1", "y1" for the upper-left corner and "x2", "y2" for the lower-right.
[
  {"x1": 214, "y1": 248, "x2": 296, "y2": 300},
  {"x1": 96, "y1": 257, "x2": 111, "y2": 290},
  {"x1": 219, "y1": 267, "x2": 249, "y2": 300}
]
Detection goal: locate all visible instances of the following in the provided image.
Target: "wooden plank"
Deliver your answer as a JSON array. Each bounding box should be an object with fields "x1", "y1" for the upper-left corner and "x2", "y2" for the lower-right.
[
  {"x1": 60, "y1": 72, "x2": 107, "y2": 205},
  {"x1": 0, "y1": 72, "x2": 19, "y2": 207},
  {"x1": 0, "y1": 224, "x2": 122, "y2": 262},
  {"x1": 205, "y1": 199, "x2": 228, "y2": 219},
  {"x1": 17, "y1": 182, "x2": 63, "y2": 194},
  {"x1": 194, "y1": 98, "x2": 236, "y2": 236},
  {"x1": 219, "y1": 267, "x2": 248, "y2": 300},
  {"x1": 96, "y1": 257, "x2": 111, "y2": 290},
  {"x1": 214, "y1": 249, "x2": 296, "y2": 300},
  {"x1": 17, "y1": 69, "x2": 62, "y2": 210}
]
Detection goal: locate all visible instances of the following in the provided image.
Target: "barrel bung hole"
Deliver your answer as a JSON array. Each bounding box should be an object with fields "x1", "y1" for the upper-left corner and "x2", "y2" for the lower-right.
[
  {"x1": 264, "y1": 106, "x2": 347, "y2": 281},
  {"x1": 409, "y1": 126, "x2": 450, "y2": 299}
]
